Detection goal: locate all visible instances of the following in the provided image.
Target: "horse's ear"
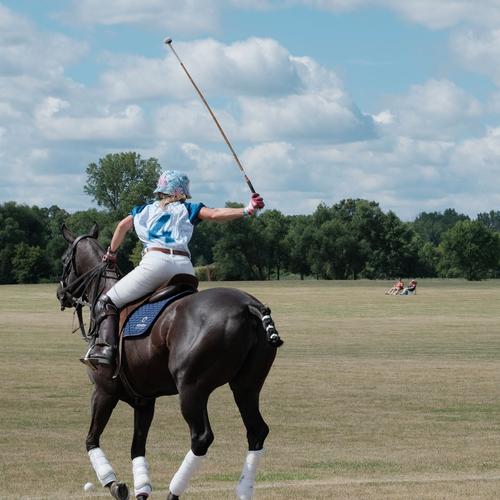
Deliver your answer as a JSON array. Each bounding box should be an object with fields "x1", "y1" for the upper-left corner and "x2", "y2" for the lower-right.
[
  {"x1": 90, "y1": 222, "x2": 99, "y2": 239},
  {"x1": 61, "y1": 224, "x2": 75, "y2": 243}
]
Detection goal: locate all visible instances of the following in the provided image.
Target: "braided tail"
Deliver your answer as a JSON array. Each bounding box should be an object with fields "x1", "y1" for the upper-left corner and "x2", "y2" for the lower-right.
[{"x1": 248, "y1": 304, "x2": 284, "y2": 348}]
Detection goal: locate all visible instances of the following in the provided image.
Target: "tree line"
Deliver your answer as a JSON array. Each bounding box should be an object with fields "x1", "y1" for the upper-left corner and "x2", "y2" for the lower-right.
[{"x1": 2, "y1": 152, "x2": 500, "y2": 284}]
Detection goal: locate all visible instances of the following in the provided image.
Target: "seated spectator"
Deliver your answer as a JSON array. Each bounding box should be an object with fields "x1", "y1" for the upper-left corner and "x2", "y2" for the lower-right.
[
  {"x1": 385, "y1": 278, "x2": 404, "y2": 295},
  {"x1": 400, "y1": 279, "x2": 417, "y2": 295}
]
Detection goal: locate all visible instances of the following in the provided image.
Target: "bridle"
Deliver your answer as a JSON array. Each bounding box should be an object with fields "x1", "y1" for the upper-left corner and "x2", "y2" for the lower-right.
[{"x1": 58, "y1": 234, "x2": 122, "y2": 341}]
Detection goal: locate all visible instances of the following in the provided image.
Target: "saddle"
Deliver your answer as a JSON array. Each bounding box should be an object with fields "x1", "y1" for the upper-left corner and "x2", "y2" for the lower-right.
[{"x1": 119, "y1": 273, "x2": 199, "y2": 335}]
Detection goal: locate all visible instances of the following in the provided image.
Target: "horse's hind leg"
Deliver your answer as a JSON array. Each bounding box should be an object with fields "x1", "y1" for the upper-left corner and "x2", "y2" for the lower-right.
[
  {"x1": 232, "y1": 385, "x2": 269, "y2": 450},
  {"x1": 230, "y1": 341, "x2": 275, "y2": 500},
  {"x1": 86, "y1": 388, "x2": 129, "y2": 500},
  {"x1": 167, "y1": 388, "x2": 213, "y2": 500},
  {"x1": 231, "y1": 384, "x2": 269, "y2": 500},
  {"x1": 131, "y1": 400, "x2": 156, "y2": 499}
]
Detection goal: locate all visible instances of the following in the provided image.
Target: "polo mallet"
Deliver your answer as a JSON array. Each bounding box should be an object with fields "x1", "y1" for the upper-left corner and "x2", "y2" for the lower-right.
[{"x1": 164, "y1": 37, "x2": 257, "y2": 194}]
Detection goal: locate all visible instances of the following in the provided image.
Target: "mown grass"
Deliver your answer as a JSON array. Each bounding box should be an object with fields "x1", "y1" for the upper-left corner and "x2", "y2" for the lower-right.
[{"x1": 1, "y1": 280, "x2": 500, "y2": 499}]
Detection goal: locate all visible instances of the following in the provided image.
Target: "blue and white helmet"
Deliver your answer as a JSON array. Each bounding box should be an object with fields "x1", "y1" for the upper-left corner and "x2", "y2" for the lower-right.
[{"x1": 154, "y1": 170, "x2": 191, "y2": 199}]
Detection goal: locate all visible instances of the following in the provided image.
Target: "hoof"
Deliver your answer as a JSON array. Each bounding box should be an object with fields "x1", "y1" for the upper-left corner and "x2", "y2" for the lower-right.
[
  {"x1": 136, "y1": 495, "x2": 149, "y2": 500},
  {"x1": 166, "y1": 492, "x2": 179, "y2": 500},
  {"x1": 109, "y1": 481, "x2": 129, "y2": 500}
]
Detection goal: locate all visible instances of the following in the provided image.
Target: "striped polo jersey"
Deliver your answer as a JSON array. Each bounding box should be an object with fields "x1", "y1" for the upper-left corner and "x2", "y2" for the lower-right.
[{"x1": 131, "y1": 200, "x2": 205, "y2": 254}]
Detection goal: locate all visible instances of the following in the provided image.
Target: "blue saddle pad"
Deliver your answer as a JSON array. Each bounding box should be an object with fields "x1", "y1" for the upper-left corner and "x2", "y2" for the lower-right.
[{"x1": 123, "y1": 291, "x2": 192, "y2": 338}]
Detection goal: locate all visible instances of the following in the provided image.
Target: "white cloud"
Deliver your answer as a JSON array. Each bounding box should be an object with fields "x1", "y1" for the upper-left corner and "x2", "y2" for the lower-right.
[
  {"x1": 154, "y1": 101, "x2": 236, "y2": 142},
  {"x1": 487, "y1": 91, "x2": 500, "y2": 113},
  {"x1": 216, "y1": 130, "x2": 500, "y2": 219},
  {"x1": 103, "y1": 38, "x2": 375, "y2": 144},
  {"x1": 0, "y1": 9, "x2": 377, "y2": 211},
  {"x1": 242, "y1": 142, "x2": 301, "y2": 190},
  {"x1": 451, "y1": 29, "x2": 500, "y2": 86},
  {"x1": 451, "y1": 127, "x2": 500, "y2": 176},
  {"x1": 101, "y1": 38, "x2": 304, "y2": 102},
  {"x1": 0, "y1": 102, "x2": 22, "y2": 119},
  {"x1": 0, "y1": 5, "x2": 87, "y2": 83},
  {"x1": 64, "y1": 0, "x2": 500, "y2": 32},
  {"x1": 0, "y1": 5, "x2": 96, "y2": 209},
  {"x1": 295, "y1": 0, "x2": 500, "y2": 29},
  {"x1": 380, "y1": 79, "x2": 482, "y2": 140},
  {"x1": 34, "y1": 98, "x2": 145, "y2": 141},
  {"x1": 229, "y1": 0, "x2": 278, "y2": 8},
  {"x1": 3, "y1": 1, "x2": 500, "y2": 220},
  {"x1": 100, "y1": 54, "x2": 173, "y2": 102},
  {"x1": 373, "y1": 110, "x2": 394, "y2": 125},
  {"x1": 180, "y1": 142, "x2": 238, "y2": 186},
  {"x1": 238, "y1": 92, "x2": 375, "y2": 142},
  {"x1": 382, "y1": 0, "x2": 500, "y2": 30},
  {"x1": 62, "y1": 0, "x2": 219, "y2": 33}
]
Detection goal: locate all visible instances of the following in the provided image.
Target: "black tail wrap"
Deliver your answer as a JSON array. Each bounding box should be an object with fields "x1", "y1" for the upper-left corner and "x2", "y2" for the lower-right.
[{"x1": 248, "y1": 304, "x2": 284, "y2": 348}]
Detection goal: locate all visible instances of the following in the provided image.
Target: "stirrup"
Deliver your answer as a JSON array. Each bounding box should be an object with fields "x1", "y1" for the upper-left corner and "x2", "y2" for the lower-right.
[
  {"x1": 80, "y1": 344, "x2": 114, "y2": 369},
  {"x1": 80, "y1": 346, "x2": 98, "y2": 370},
  {"x1": 80, "y1": 357, "x2": 98, "y2": 370}
]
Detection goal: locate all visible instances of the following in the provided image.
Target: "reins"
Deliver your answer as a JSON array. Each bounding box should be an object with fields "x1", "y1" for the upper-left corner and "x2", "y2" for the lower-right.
[{"x1": 59, "y1": 235, "x2": 122, "y2": 341}]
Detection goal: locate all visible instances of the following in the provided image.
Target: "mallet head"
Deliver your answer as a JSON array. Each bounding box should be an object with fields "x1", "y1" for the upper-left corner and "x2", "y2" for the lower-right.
[{"x1": 164, "y1": 37, "x2": 173, "y2": 45}]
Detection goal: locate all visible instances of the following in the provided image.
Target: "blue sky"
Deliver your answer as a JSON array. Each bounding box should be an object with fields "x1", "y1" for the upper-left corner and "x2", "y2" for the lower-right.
[{"x1": 2, "y1": 1, "x2": 500, "y2": 219}]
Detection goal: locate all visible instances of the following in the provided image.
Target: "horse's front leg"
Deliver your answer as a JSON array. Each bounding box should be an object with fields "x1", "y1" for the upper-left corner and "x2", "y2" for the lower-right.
[
  {"x1": 166, "y1": 387, "x2": 213, "y2": 500},
  {"x1": 86, "y1": 385, "x2": 129, "y2": 500},
  {"x1": 131, "y1": 400, "x2": 156, "y2": 500}
]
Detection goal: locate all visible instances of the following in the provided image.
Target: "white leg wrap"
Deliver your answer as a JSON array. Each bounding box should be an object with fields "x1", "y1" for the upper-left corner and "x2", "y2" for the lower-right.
[
  {"x1": 88, "y1": 447, "x2": 117, "y2": 487},
  {"x1": 169, "y1": 450, "x2": 206, "y2": 497},
  {"x1": 236, "y1": 449, "x2": 265, "y2": 500},
  {"x1": 132, "y1": 456, "x2": 152, "y2": 498}
]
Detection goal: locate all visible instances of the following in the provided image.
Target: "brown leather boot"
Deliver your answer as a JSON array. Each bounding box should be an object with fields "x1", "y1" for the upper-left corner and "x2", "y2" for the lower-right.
[{"x1": 81, "y1": 295, "x2": 118, "y2": 368}]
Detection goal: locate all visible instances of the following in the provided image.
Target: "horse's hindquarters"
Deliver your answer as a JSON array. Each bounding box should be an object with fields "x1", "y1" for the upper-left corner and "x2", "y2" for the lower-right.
[{"x1": 124, "y1": 287, "x2": 276, "y2": 397}]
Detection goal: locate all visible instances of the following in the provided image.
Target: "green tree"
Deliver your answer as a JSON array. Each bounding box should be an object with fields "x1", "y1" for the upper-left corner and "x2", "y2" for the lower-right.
[
  {"x1": 440, "y1": 220, "x2": 500, "y2": 280},
  {"x1": 303, "y1": 199, "x2": 434, "y2": 279},
  {"x1": 368, "y1": 213, "x2": 422, "y2": 279},
  {"x1": 65, "y1": 209, "x2": 114, "y2": 243},
  {"x1": 309, "y1": 218, "x2": 369, "y2": 279},
  {"x1": 477, "y1": 211, "x2": 500, "y2": 232},
  {"x1": 84, "y1": 152, "x2": 161, "y2": 217},
  {"x1": 37, "y1": 205, "x2": 70, "y2": 280},
  {"x1": 256, "y1": 210, "x2": 289, "y2": 280},
  {"x1": 212, "y1": 203, "x2": 265, "y2": 280},
  {"x1": 331, "y1": 199, "x2": 386, "y2": 278},
  {"x1": 415, "y1": 240, "x2": 440, "y2": 277},
  {"x1": 413, "y1": 209, "x2": 469, "y2": 245},
  {"x1": 0, "y1": 202, "x2": 50, "y2": 283},
  {"x1": 12, "y1": 242, "x2": 51, "y2": 283},
  {"x1": 190, "y1": 219, "x2": 223, "y2": 267},
  {"x1": 284, "y1": 215, "x2": 314, "y2": 279}
]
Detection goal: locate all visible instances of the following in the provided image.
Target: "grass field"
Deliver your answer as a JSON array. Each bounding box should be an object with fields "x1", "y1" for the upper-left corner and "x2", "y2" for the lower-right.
[{"x1": 1, "y1": 280, "x2": 500, "y2": 499}]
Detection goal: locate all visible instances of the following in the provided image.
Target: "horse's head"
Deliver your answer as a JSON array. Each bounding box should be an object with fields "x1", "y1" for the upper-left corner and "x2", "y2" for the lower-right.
[{"x1": 56, "y1": 223, "x2": 105, "y2": 310}]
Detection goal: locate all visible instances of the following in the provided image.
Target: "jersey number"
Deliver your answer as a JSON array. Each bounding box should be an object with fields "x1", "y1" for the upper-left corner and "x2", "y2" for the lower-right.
[{"x1": 148, "y1": 214, "x2": 175, "y2": 243}]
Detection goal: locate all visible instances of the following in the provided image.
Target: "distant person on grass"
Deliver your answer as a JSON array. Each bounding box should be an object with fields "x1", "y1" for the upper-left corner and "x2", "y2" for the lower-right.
[
  {"x1": 385, "y1": 278, "x2": 404, "y2": 295},
  {"x1": 400, "y1": 279, "x2": 417, "y2": 295}
]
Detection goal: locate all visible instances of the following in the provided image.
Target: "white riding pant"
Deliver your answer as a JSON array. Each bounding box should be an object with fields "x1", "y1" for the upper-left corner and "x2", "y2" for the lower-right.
[{"x1": 106, "y1": 250, "x2": 194, "y2": 308}]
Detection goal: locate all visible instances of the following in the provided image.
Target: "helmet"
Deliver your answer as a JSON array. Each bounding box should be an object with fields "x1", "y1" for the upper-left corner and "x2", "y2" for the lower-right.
[{"x1": 154, "y1": 170, "x2": 191, "y2": 199}]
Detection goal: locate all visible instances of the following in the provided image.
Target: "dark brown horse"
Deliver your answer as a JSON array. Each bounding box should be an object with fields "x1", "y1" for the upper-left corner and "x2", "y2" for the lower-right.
[{"x1": 57, "y1": 224, "x2": 282, "y2": 500}]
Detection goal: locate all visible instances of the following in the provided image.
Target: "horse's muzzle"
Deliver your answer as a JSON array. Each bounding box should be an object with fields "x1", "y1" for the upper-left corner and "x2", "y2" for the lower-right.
[{"x1": 57, "y1": 282, "x2": 73, "y2": 310}]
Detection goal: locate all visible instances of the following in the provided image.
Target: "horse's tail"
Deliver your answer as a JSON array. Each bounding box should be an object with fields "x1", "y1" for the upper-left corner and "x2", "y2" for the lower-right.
[{"x1": 247, "y1": 303, "x2": 284, "y2": 348}]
